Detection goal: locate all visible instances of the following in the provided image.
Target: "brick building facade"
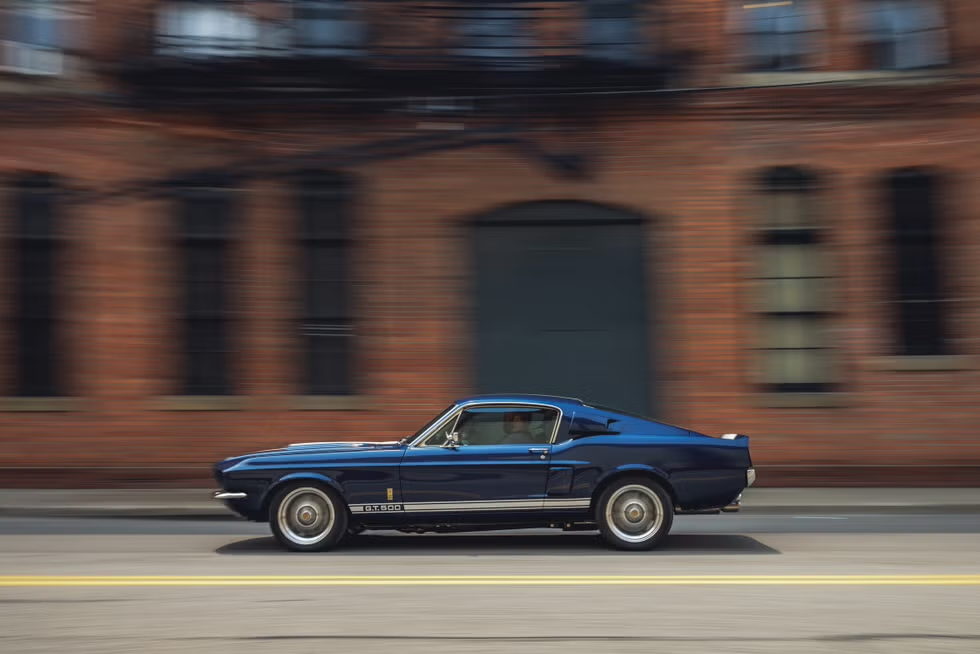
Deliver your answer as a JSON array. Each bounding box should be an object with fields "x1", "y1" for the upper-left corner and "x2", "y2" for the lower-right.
[{"x1": 1, "y1": 0, "x2": 979, "y2": 487}]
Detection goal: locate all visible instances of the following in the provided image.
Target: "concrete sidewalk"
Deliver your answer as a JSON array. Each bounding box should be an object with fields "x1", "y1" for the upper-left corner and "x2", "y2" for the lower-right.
[{"x1": 0, "y1": 488, "x2": 979, "y2": 518}]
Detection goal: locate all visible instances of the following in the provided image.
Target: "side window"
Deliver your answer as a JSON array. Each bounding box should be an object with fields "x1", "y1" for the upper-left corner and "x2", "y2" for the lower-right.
[
  {"x1": 569, "y1": 413, "x2": 616, "y2": 438},
  {"x1": 422, "y1": 406, "x2": 559, "y2": 446}
]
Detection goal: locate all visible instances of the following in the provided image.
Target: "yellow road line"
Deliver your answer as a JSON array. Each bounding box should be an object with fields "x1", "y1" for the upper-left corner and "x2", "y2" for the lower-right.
[{"x1": 2, "y1": 575, "x2": 980, "y2": 587}]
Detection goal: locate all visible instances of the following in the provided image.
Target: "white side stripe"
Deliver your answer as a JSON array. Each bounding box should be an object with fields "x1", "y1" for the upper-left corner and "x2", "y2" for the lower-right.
[{"x1": 349, "y1": 498, "x2": 591, "y2": 514}]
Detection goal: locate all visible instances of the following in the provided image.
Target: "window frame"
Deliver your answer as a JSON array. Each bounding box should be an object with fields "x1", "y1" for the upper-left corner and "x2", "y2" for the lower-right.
[
  {"x1": 751, "y1": 167, "x2": 838, "y2": 395},
  {"x1": 411, "y1": 401, "x2": 565, "y2": 448},
  {"x1": 0, "y1": 0, "x2": 87, "y2": 76},
  {"x1": 293, "y1": 170, "x2": 356, "y2": 397},
  {"x1": 849, "y1": 0, "x2": 949, "y2": 71},
  {"x1": 727, "y1": 0, "x2": 828, "y2": 73},
  {"x1": 172, "y1": 178, "x2": 239, "y2": 397},
  {"x1": 883, "y1": 167, "x2": 950, "y2": 357},
  {"x1": 9, "y1": 173, "x2": 65, "y2": 398}
]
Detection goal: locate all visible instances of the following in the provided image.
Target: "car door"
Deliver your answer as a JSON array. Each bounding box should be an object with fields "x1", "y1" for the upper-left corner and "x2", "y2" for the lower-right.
[{"x1": 399, "y1": 403, "x2": 559, "y2": 516}]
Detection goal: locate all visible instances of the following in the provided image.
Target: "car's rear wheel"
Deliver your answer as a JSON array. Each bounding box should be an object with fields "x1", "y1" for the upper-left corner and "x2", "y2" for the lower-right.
[
  {"x1": 596, "y1": 477, "x2": 674, "y2": 551},
  {"x1": 269, "y1": 483, "x2": 349, "y2": 552}
]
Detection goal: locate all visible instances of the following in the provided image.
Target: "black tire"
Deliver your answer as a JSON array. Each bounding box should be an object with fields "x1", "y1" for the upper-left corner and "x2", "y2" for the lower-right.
[
  {"x1": 595, "y1": 476, "x2": 674, "y2": 551},
  {"x1": 268, "y1": 483, "x2": 349, "y2": 552}
]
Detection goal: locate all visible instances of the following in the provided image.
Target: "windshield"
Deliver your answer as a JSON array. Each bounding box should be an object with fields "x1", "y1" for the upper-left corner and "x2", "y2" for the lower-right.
[{"x1": 401, "y1": 404, "x2": 456, "y2": 444}]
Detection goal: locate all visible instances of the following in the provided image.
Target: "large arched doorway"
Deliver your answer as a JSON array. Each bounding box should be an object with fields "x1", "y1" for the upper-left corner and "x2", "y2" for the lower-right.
[{"x1": 472, "y1": 201, "x2": 654, "y2": 415}]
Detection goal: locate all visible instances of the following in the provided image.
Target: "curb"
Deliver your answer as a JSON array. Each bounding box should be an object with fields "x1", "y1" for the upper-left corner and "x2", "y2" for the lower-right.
[
  {"x1": 737, "y1": 504, "x2": 980, "y2": 515},
  {"x1": 0, "y1": 507, "x2": 240, "y2": 519}
]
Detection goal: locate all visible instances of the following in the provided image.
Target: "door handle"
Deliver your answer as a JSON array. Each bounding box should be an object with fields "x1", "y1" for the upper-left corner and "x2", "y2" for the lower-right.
[{"x1": 528, "y1": 447, "x2": 549, "y2": 460}]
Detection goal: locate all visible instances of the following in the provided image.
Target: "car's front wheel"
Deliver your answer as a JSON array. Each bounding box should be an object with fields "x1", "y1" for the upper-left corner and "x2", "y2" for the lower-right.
[
  {"x1": 596, "y1": 477, "x2": 674, "y2": 551},
  {"x1": 269, "y1": 483, "x2": 349, "y2": 552}
]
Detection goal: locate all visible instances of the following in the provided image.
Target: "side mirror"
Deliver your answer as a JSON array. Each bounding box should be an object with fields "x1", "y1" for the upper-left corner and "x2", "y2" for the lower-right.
[{"x1": 441, "y1": 431, "x2": 461, "y2": 449}]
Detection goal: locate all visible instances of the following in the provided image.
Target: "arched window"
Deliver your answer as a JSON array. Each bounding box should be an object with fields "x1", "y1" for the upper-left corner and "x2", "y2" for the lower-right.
[
  {"x1": 753, "y1": 167, "x2": 836, "y2": 393},
  {"x1": 728, "y1": 0, "x2": 826, "y2": 72},
  {"x1": 850, "y1": 0, "x2": 948, "y2": 70},
  {"x1": 9, "y1": 173, "x2": 64, "y2": 397},
  {"x1": 294, "y1": 171, "x2": 354, "y2": 395},
  {"x1": 885, "y1": 168, "x2": 948, "y2": 356}
]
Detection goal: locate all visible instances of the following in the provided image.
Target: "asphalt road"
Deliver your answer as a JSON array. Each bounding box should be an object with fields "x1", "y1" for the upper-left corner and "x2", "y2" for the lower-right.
[{"x1": 1, "y1": 512, "x2": 979, "y2": 654}]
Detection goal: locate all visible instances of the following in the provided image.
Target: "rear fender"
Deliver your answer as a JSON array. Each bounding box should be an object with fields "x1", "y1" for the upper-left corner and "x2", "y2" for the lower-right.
[{"x1": 591, "y1": 464, "x2": 676, "y2": 509}]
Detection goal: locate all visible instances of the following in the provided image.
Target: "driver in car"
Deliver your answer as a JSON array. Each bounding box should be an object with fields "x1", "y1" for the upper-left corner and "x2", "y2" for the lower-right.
[{"x1": 501, "y1": 411, "x2": 535, "y2": 444}]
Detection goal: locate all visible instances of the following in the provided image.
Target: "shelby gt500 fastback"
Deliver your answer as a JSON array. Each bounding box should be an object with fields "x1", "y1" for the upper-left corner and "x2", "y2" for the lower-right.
[{"x1": 212, "y1": 394, "x2": 755, "y2": 551}]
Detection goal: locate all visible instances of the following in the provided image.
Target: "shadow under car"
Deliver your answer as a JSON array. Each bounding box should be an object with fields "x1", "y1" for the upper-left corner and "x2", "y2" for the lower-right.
[{"x1": 215, "y1": 531, "x2": 780, "y2": 556}]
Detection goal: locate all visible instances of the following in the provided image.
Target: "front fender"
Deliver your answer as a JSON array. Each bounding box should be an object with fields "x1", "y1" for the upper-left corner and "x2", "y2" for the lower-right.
[{"x1": 261, "y1": 472, "x2": 348, "y2": 517}]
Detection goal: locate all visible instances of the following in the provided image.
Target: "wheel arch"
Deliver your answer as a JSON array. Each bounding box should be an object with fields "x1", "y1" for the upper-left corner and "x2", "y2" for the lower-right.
[
  {"x1": 590, "y1": 466, "x2": 678, "y2": 513},
  {"x1": 260, "y1": 473, "x2": 348, "y2": 520}
]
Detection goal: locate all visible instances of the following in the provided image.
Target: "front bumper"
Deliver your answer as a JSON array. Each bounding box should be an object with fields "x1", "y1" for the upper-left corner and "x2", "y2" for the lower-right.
[{"x1": 213, "y1": 491, "x2": 248, "y2": 500}]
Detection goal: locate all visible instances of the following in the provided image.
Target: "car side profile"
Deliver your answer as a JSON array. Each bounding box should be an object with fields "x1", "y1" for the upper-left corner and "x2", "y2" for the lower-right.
[{"x1": 212, "y1": 394, "x2": 755, "y2": 551}]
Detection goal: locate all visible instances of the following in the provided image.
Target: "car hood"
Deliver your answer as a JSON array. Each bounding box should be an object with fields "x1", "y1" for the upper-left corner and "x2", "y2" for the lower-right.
[{"x1": 216, "y1": 440, "x2": 405, "y2": 470}]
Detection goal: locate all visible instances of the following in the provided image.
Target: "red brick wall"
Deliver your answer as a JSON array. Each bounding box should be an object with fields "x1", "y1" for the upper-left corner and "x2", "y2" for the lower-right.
[{"x1": 0, "y1": 1, "x2": 979, "y2": 487}]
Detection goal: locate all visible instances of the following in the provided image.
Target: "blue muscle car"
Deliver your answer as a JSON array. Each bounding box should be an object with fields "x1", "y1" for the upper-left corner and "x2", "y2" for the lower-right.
[{"x1": 212, "y1": 394, "x2": 755, "y2": 551}]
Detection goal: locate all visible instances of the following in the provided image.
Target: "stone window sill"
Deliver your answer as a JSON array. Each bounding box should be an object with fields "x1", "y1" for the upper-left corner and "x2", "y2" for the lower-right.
[
  {"x1": 867, "y1": 356, "x2": 973, "y2": 372},
  {"x1": 726, "y1": 71, "x2": 950, "y2": 88},
  {"x1": 0, "y1": 397, "x2": 85, "y2": 412},
  {"x1": 753, "y1": 393, "x2": 851, "y2": 409},
  {"x1": 286, "y1": 396, "x2": 372, "y2": 411},
  {"x1": 148, "y1": 395, "x2": 372, "y2": 411},
  {"x1": 150, "y1": 396, "x2": 247, "y2": 411}
]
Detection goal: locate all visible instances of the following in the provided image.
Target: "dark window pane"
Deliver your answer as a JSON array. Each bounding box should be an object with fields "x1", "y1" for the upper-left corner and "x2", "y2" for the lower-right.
[
  {"x1": 11, "y1": 175, "x2": 60, "y2": 397},
  {"x1": 177, "y1": 184, "x2": 235, "y2": 395},
  {"x1": 184, "y1": 242, "x2": 228, "y2": 317},
  {"x1": 17, "y1": 240, "x2": 56, "y2": 319},
  {"x1": 585, "y1": 0, "x2": 639, "y2": 62},
  {"x1": 857, "y1": 1, "x2": 948, "y2": 70},
  {"x1": 304, "y1": 244, "x2": 349, "y2": 319},
  {"x1": 735, "y1": 0, "x2": 822, "y2": 71},
  {"x1": 16, "y1": 317, "x2": 58, "y2": 397},
  {"x1": 303, "y1": 320, "x2": 353, "y2": 395},
  {"x1": 179, "y1": 190, "x2": 233, "y2": 239},
  {"x1": 887, "y1": 169, "x2": 947, "y2": 356},
  {"x1": 294, "y1": 0, "x2": 365, "y2": 53},
  {"x1": 297, "y1": 173, "x2": 353, "y2": 395},
  {"x1": 183, "y1": 318, "x2": 231, "y2": 395},
  {"x1": 299, "y1": 190, "x2": 350, "y2": 240},
  {"x1": 15, "y1": 190, "x2": 56, "y2": 237}
]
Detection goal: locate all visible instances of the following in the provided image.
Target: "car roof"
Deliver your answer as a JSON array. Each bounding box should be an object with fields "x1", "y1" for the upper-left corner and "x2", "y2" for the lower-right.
[{"x1": 455, "y1": 394, "x2": 586, "y2": 411}]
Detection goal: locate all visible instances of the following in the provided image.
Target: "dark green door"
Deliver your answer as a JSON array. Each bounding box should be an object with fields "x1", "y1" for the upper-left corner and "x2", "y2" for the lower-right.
[{"x1": 473, "y1": 201, "x2": 654, "y2": 415}]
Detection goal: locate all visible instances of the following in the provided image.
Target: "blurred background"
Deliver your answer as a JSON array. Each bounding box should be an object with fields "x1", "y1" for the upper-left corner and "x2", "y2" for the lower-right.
[{"x1": 0, "y1": 0, "x2": 977, "y2": 489}]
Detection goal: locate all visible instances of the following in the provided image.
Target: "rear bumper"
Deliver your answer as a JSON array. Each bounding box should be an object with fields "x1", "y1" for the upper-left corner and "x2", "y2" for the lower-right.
[
  {"x1": 721, "y1": 493, "x2": 742, "y2": 513},
  {"x1": 721, "y1": 469, "x2": 755, "y2": 513}
]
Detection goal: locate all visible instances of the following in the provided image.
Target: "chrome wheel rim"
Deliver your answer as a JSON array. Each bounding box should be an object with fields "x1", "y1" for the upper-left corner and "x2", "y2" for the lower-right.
[
  {"x1": 605, "y1": 484, "x2": 664, "y2": 544},
  {"x1": 277, "y1": 487, "x2": 335, "y2": 546}
]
